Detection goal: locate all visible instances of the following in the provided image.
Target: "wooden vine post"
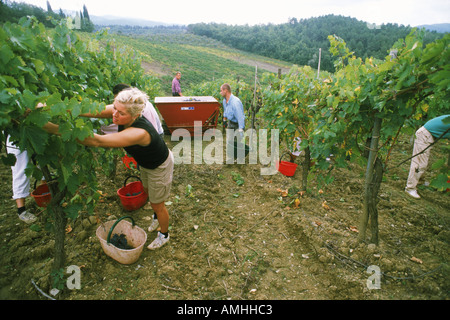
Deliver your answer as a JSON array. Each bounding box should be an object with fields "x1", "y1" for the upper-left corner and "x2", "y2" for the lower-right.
[{"x1": 358, "y1": 116, "x2": 382, "y2": 245}]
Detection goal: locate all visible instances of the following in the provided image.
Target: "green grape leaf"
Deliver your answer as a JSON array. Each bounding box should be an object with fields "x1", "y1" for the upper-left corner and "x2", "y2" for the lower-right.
[{"x1": 21, "y1": 125, "x2": 48, "y2": 155}]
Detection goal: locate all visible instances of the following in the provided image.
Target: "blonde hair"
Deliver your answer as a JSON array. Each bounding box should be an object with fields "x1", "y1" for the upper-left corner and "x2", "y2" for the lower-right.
[{"x1": 114, "y1": 87, "x2": 148, "y2": 118}]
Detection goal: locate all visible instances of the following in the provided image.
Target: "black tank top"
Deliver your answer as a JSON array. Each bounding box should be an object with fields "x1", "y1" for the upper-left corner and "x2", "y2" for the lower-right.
[{"x1": 119, "y1": 117, "x2": 169, "y2": 169}]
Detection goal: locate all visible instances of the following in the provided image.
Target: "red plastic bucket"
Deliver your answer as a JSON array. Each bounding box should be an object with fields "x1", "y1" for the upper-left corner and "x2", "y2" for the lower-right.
[
  {"x1": 117, "y1": 176, "x2": 148, "y2": 211},
  {"x1": 277, "y1": 152, "x2": 298, "y2": 176},
  {"x1": 31, "y1": 183, "x2": 52, "y2": 207},
  {"x1": 277, "y1": 161, "x2": 298, "y2": 176}
]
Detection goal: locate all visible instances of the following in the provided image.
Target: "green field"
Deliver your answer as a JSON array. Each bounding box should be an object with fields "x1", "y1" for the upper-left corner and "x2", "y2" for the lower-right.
[{"x1": 109, "y1": 31, "x2": 294, "y2": 95}]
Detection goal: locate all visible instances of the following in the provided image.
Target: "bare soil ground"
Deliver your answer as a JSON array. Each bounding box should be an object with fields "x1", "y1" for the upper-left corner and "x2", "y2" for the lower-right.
[
  {"x1": 0, "y1": 134, "x2": 448, "y2": 301},
  {"x1": 141, "y1": 60, "x2": 171, "y2": 77},
  {"x1": 231, "y1": 56, "x2": 291, "y2": 74}
]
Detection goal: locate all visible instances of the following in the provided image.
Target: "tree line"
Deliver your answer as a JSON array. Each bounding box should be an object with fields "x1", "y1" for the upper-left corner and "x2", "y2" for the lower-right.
[
  {"x1": 187, "y1": 15, "x2": 445, "y2": 73},
  {"x1": 0, "y1": 0, "x2": 94, "y2": 32}
]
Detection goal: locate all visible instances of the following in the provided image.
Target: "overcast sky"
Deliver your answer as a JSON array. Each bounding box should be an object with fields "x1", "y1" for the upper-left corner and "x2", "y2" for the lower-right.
[{"x1": 17, "y1": 0, "x2": 450, "y2": 27}]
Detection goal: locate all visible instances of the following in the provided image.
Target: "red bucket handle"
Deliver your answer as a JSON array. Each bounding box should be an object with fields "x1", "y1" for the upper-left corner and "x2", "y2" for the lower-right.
[
  {"x1": 123, "y1": 176, "x2": 142, "y2": 187},
  {"x1": 280, "y1": 152, "x2": 294, "y2": 163}
]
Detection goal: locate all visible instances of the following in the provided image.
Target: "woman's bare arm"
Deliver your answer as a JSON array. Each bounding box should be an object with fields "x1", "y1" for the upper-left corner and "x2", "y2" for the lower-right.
[
  {"x1": 42, "y1": 122, "x2": 60, "y2": 135},
  {"x1": 79, "y1": 127, "x2": 151, "y2": 148}
]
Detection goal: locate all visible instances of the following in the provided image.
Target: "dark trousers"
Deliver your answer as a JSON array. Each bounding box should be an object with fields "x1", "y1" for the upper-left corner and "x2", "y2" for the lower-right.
[{"x1": 227, "y1": 121, "x2": 239, "y2": 130}]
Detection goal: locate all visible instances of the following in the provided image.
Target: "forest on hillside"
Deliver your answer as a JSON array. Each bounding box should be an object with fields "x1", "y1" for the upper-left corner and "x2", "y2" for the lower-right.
[
  {"x1": 2, "y1": 2, "x2": 446, "y2": 74},
  {"x1": 187, "y1": 15, "x2": 445, "y2": 72},
  {"x1": 0, "y1": 0, "x2": 94, "y2": 31}
]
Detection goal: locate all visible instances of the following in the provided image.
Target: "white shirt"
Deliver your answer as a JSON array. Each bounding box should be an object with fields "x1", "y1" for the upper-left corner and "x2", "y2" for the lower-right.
[
  {"x1": 101, "y1": 101, "x2": 164, "y2": 135},
  {"x1": 142, "y1": 101, "x2": 164, "y2": 135}
]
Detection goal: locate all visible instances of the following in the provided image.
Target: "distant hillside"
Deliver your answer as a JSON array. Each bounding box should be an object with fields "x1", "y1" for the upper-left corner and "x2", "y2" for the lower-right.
[
  {"x1": 109, "y1": 32, "x2": 293, "y2": 95},
  {"x1": 187, "y1": 15, "x2": 445, "y2": 73},
  {"x1": 91, "y1": 15, "x2": 169, "y2": 27},
  {"x1": 417, "y1": 23, "x2": 450, "y2": 33}
]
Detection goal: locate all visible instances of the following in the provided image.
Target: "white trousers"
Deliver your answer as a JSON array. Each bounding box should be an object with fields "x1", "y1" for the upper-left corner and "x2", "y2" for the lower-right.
[
  {"x1": 6, "y1": 136, "x2": 31, "y2": 199},
  {"x1": 405, "y1": 126, "x2": 434, "y2": 191}
]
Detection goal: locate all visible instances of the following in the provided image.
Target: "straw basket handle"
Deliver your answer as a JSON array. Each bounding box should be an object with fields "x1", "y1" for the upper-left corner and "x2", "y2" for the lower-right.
[
  {"x1": 123, "y1": 176, "x2": 142, "y2": 187},
  {"x1": 107, "y1": 216, "x2": 135, "y2": 244}
]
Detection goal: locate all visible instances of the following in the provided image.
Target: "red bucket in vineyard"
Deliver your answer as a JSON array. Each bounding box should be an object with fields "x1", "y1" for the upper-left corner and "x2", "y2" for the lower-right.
[
  {"x1": 277, "y1": 161, "x2": 298, "y2": 177},
  {"x1": 31, "y1": 183, "x2": 52, "y2": 207},
  {"x1": 276, "y1": 153, "x2": 298, "y2": 177},
  {"x1": 117, "y1": 176, "x2": 148, "y2": 211}
]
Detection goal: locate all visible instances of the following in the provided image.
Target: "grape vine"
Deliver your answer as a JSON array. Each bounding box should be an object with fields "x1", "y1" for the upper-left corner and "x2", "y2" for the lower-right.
[
  {"x1": 0, "y1": 17, "x2": 161, "y2": 279},
  {"x1": 260, "y1": 29, "x2": 449, "y2": 243}
]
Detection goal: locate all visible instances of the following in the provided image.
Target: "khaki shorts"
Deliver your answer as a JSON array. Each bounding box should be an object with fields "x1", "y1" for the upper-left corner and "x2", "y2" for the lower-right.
[{"x1": 141, "y1": 150, "x2": 174, "y2": 204}]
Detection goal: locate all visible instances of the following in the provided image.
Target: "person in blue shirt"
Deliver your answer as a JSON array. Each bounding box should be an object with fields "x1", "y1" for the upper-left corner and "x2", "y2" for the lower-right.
[
  {"x1": 220, "y1": 83, "x2": 246, "y2": 163},
  {"x1": 220, "y1": 83, "x2": 245, "y2": 132},
  {"x1": 405, "y1": 115, "x2": 450, "y2": 199}
]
